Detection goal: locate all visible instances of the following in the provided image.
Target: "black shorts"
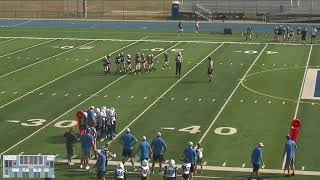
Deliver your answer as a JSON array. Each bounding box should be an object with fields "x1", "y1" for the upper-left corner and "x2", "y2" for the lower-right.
[
  {"x1": 302, "y1": 35, "x2": 307, "y2": 40},
  {"x1": 141, "y1": 176, "x2": 148, "y2": 180},
  {"x1": 66, "y1": 144, "x2": 75, "y2": 156},
  {"x1": 165, "y1": 177, "x2": 176, "y2": 180},
  {"x1": 182, "y1": 174, "x2": 189, "y2": 180},
  {"x1": 97, "y1": 171, "x2": 106, "y2": 179},
  {"x1": 253, "y1": 163, "x2": 260, "y2": 171},
  {"x1": 153, "y1": 154, "x2": 164, "y2": 162},
  {"x1": 208, "y1": 68, "x2": 213, "y2": 75},
  {"x1": 312, "y1": 35, "x2": 316, "y2": 39},
  {"x1": 190, "y1": 164, "x2": 195, "y2": 173},
  {"x1": 122, "y1": 149, "x2": 133, "y2": 158}
]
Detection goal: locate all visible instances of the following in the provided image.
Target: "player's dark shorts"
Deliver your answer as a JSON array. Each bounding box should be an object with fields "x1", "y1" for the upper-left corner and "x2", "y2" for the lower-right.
[
  {"x1": 153, "y1": 154, "x2": 164, "y2": 161},
  {"x1": 127, "y1": 61, "x2": 131, "y2": 65},
  {"x1": 141, "y1": 176, "x2": 148, "y2": 180},
  {"x1": 97, "y1": 170, "x2": 106, "y2": 179},
  {"x1": 252, "y1": 163, "x2": 260, "y2": 171},
  {"x1": 66, "y1": 144, "x2": 75, "y2": 156},
  {"x1": 122, "y1": 149, "x2": 133, "y2": 157},
  {"x1": 311, "y1": 35, "x2": 316, "y2": 39},
  {"x1": 285, "y1": 156, "x2": 295, "y2": 166},
  {"x1": 190, "y1": 164, "x2": 195, "y2": 172},
  {"x1": 82, "y1": 148, "x2": 91, "y2": 157},
  {"x1": 165, "y1": 177, "x2": 176, "y2": 180},
  {"x1": 197, "y1": 157, "x2": 203, "y2": 164},
  {"x1": 302, "y1": 35, "x2": 307, "y2": 40},
  {"x1": 182, "y1": 174, "x2": 189, "y2": 180},
  {"x1": 208, "y1": 68, "x2": 213, "y2": 75}
]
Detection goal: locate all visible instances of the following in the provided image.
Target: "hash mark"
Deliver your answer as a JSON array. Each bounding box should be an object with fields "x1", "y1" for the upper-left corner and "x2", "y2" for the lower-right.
[
  {"x1": 131, "y1": 96, "x2": 135, "y2": 99},
  {"x1": 13, "y1": 92, "x2": 18, "y2": 94},
  {"x1": 52, "y1": 93, "x2": 56, "y2": 96},
  {"x1": 222, "y1": 162, "x2": 226, "y2": 167},
  {"x1": 242, "y1": 163, "x2": 246, "y2": 168},
  {"x1": 171, "y1": 97, "x2": 175, "y2": 101},
  {"x1": 212, "y1": 99, "x2": 216, "y2": 102},
  {"x1": 39, "y1": 92, "x2": 44, "y2": 95},
  {"x1": 117, "y1": 95, "x2": 121, "y2": 98},
  {"x1": 144, "y1": 97, "x2": 148, "y2": 100},
  {"x1": 78, "y1": 94, "x2": 82, "y2": 97},
  {"x1": 254, "y1": 100, "x2": 258, "y2": 103},
  {"x1": 240, "y1": 100, "x2": 243, "y2": 103},
  {"x1": 65, "y1": 93, "x2": 69, "y2": 96},
  {"x1": 104, "y1": 95, "x2": 108, "y2": 98},
  {"x1": 185, "y1": 98, "x2": 188, "y2": 101},
  {"x1": 198, "y1": 98, "x2": 202, "y2": 101},
  {"x1": 1, "y1": 91, "x2": 5, "y2": 93}
]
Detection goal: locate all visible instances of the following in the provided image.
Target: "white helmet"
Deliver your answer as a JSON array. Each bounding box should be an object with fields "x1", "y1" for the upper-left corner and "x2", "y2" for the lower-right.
[
  {"x1": 110, "y1": 107, "x2": 115, "y2": 112},
  {"x1": 118, "y1": 162, "x2": 124, "y2": 169},
  {"x1": 95, "y1": 108, "x2": 101, "y2": 113},
  {"x1": 83, "y1": 112, "x2": 88, "y2": 117},
  {"x1": 127, "y1": 54, "x2": 131, "y2": 58},
  {"x1": 169, "y1": 159, "x2": 175, "y2": 166},
  {"x1": 142, "y1": 159, "x2": 148, "y2": 166},
  {"x1": 178, "y1": 52, "x2": 182, "y2": 56},
  {"x1": 101, "y1": 106, "x2": 107, "y2": 111}
]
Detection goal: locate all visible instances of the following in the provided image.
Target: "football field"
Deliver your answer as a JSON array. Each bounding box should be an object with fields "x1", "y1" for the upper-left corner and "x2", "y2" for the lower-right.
[{"x1": 0, "y1": 28, "x2": 320, "y2": 179}]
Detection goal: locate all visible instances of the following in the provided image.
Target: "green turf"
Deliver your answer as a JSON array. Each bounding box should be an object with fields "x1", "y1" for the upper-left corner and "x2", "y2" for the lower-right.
[{"x1": 0, "y1": 28, "x2": 319, "y2": 179}]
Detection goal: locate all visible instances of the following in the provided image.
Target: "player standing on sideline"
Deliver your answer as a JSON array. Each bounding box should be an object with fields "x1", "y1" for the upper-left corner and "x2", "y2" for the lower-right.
[
  {"x1": 86, "y1": 106, "x2": 96, "y2": 128},
  {"x1": 162, "y1": 52, "x2": 170, "y2": 70},
  {"x1": 302, "y1": 28, "x2": 308, "y2": 45},
  {"x1": 126, "y1": 54, "x2": 132, "y2": 72},
  {"x1": 194, "y1": 143, "x2": 204, "y2": 174},
  {"x1": 164, "y1": 159, "x2": 178, "y2": 180},
  {"x1": 151, "y1": 132, "x2": 167, "y2": 174},
  {"x1": 273, "y1": 26, "x2": 279, "y2": 42},
  {"x1": 115, "y1": 54, "x2": 121, "y2": 74},
  {"x1": 177, "y1": 21, "x2": 183, "y2": 36},
  {"x1": 181, "y1": 161, "x2": 191, "y2": 180},
  {"x1": 282, "y1": 135, "x2": 297, "y2": 177},
  {"x1": 135, "y1": 52, "x2": 142, "y2": 75},
  {"x1": 195, "y1": 19, "x2": 200, "y2": 33},
  {"x1": 114, "y1": 162, "x2": 127, "y2": 180},
  {"x1": 80, "y1": 130, "x2": 95, "y2": 170},
  {"x1": 95, "y1": 150, "x2": 106, "y2": 180},
  {"x1": 120, "y1": 128, "x2": 138, "y2": 170},
  {"x1": 248, "y1": 142, "x2": 265, "y2": 180},
  {"x1": 175, "y1": 52, "x2": 183, "y2": 78},
  {"x1": 288, "y1": 28, "x2": 294, "y2": 42},
  {"x1": 183, "y1": 142, "x2": 196, "y2": 180},
  {"x1": 64, "y1": 128, "x2": 79, "y2": 166},
  {"x1": 296, "y1": 27, "x2": 302, "y2": 42},
  {"x1": 141, "y1": 53, "x2": 147, "y2": 72},
  {"x1": 207, "y1": 57, "x2": 214, "y2": 82},
  {"x1": 120, "y1": 52, "x2": 126, "y2": 73},
  {"x1": 102, "y1": 55, "x2": 111, "y2": 76},
  {"x1": 140, "y1": 159, "x2": 151, "y2": 180},
  {"x1": 245, "y1": 26, "x2": 253, "y2": 41},
  {"x1": 285, "y1": 27, "x2": 290, "y2": 42},
  {"x1": 311, "y1": 27, "x2": 318, "y2": 44},
  {"x1": 148, "y1": 54, "x2": 155, "y2": 72},
  {"x1": 136, "y1": 136, "x2": 153, "y2": 163}
]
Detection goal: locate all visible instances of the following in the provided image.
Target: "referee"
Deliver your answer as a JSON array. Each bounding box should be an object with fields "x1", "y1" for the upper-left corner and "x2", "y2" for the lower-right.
[{"x1": 175, "y1": 52, "x2": 183, "y2": 78}]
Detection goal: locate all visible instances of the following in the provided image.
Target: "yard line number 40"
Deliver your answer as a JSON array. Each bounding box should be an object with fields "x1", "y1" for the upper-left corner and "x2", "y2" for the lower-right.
[{"x1": 178, "y1": 126, "x2": 237, "y2": 135}]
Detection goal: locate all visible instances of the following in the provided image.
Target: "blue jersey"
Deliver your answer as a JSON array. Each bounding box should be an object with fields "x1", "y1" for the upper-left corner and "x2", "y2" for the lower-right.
[
  {"x1": 139, "y1": 141, "x2": 151, "y2": 159},
  {"x1": 86, "y1": 110, "x2": 95, "y2": 127},
  {"x1": 184, "y1": 147, "x2": 196, "y2": 164},
  {"x1": 80, "y1": 134, "x2": 93, "y2": 150},
  {"x1": 121, "y1": 133, "x2": 136, "y2": 150},
  {"x1": 96, "y1": 154, "x2": 106, "y2": 172},
  {"x1": 285, "y1": 140, "x2": 297, "y2": 159},
  {"x1": 252, "y1": 147, "x2": 262, "y2": 165},
  {"x1": 151, "y1": 138, "x2": 166, "y2": 155},
  {"x1": 164, "y1": 165, "x2": 177, "y2": 178}
]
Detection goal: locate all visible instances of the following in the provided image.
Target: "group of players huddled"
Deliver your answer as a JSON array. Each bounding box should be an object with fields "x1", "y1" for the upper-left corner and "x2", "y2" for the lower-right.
[
  {"x1": 102, "y1": 52, "x2": 171, "y2": 76},
  {"x1": 273, "y1": 25, "x2": 318, "y2": 44}
]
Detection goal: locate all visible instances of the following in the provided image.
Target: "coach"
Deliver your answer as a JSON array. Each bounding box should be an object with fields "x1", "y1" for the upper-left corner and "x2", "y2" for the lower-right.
[{"x1": 175, "y1": 52, "x2": 183, "y2": 78}]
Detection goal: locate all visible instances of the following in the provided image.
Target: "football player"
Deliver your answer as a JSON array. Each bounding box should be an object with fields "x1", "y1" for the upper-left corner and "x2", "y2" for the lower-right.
[
  {"x1": 135, "y1": 52, "x2": 142, "y2": 75},
  {"x1": 163, "y1": 159, "x2": 177, "y2": 180},
  {"x1": 246, "y1": 26, "x2": 253, "y2": 41},
  {"x1": 195, "y1": 19, "x2": 199, "y2": 33},
  {"x1": 120, "y1": 52, "x2": 126, "y2": 73},
  {"x1": 102, "y1": 55, "x2": 111, "y2": 75},
  {"x1": 140, "y1": 160, "x2": 151, "y2": 180},
  {"x1": 177, "y1": 21, "x2": 183, "y2": 36},
  {"x1": 126, "y1": 54, "x2": 132, "y2": 72},
  {"x1": 148, "y1": 54, "x2": 155, "y2": 72},
  {"x1": 114, "y1": 163, "x2": 127, "y2": 180},
  {"x1": 182, "y1": 161, "x2": 191, "y2": 180},
  {"x1": 296, "y1": 27, "x2": 302, "y2": 42},
  {"x1": 288, "y1": 29, "x2": 295, "y2": 42},
  {"x1": 208, "y1": 57, "x2": 214, "y2": 82},
  {"x1": 273, "y1": 26, "x2": 279, "y2": 42},
  {"x1": 141, "y1": 53, "x2": 147, "y2": 72},
  {"x1": 115, "y1": 54, "x2": 121, "y2": 74},
  {"x1": 162, "y1": 52, "x2": 170, "y2": 70}
]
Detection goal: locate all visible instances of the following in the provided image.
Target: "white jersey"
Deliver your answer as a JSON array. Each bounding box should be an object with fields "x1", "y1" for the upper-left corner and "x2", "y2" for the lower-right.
[
  {"x1": 114, "y1": 168, "x2": 126, "y2": 179},
  {"x1": 182, "y1": 162, "x2": 191, "y2": 175},
  {"x1": 195, "y1": 147, "x2": 203, "y2": 159},
  {"x1": 208, "y1": 60, "x2": 213, "y2": 70},
  {"x1": 164, "y1": 165, "x2": 177, "y2": 178},
  {"x1": 109, "y1": 110, "x2": 117, "y2": 121},
  {"x1": 140, "y1": 165, "x2": 150, "y2": 178},
  {"x1": 312, "y1": 28, "x2": 318, "y2": 36}
]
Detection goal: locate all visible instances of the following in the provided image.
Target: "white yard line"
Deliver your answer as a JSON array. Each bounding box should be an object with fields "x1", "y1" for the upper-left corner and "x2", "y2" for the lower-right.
[
  {"x1": 0, "y1": 38, "x2": 181, "y2": 156},
  {"x1": 0, "y1": 39, "x2": 56, "y2": 59},
  {"x1": 0, "y1": 36, "x2": 315, "y2": 46},
  {"x1": 110, "y1": 43, "x2": 224, "y2": 143},
  {"x1": 198, "y1": 44, "x2": 268, "y2": 143},
  {"x1": 0, "y1": 36, "x2": 148, "y2": 110},
  {"x1": 0, "y1": 40, "x2": 97, "y2": 79},
  {"x1": 281, "y1": 45, "x2": 313, "y2": 169},
  {"x1": 0, "y1": 38, "x2": 16, "y2": 44},
  {"x1": 55, "y1": 159, "x2": 320, "y2": 176}
]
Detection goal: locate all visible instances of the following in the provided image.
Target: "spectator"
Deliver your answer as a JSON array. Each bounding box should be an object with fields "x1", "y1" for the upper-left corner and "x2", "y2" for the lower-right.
[
  {"x1": 136, "y1": 136, "x2": 152, "y2": 164},
  {"x1": 151, "y1": 132, "x2": 167, "y2": 174},
  {"x1": 63, "y1": 128, "x2": 79, "y2": 166},
  {"x1": 95, "y1": 150, "x2": 106, "y2": 180},
  {"x1": 120, "y1": 128, "x2": 138, "y2": 170},
  {"x1": 283, "y1": 135, "x2": 297, "y2": 177},
  {"x1": 195, "y1": 143, "x2": 204, "y2": 174},
  {"x1": 80, "y1": 129, "x2": 95, "y2": 170},
  {"x1": 183, "y1": 142, "x2": 196, "y2": 180},
  {"x1": 249, "y1": 142, "x2": 265, "y2": 180}
]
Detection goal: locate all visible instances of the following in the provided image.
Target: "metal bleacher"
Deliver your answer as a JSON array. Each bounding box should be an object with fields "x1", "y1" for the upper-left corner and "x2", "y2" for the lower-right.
[{"x1": 179, "y1": 0, "x2": 320, "y2": 22}]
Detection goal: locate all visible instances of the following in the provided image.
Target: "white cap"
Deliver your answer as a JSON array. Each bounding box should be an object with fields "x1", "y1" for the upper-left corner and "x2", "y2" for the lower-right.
[
  {"x1": 142, "y1": 159, "x2": 148, "y2": 166},
  {"x1": 118, "y1": 162, "x2": 124, "y2": 169},
  {"x1": 188, "y1": 142, "x2": 193, "y2": 146},
  {"x1": 169, "y1": 159, "x2": 175, "y2": 166},
  {"x1": 126, "y1": 128, "x2": 131, "y2": 133},
  {"x1": 258, "y1": 142, "x2": 264, "y2": 147},
  {"x1": 90, "y1": 106, "x2": 95, "y2": 110},
  {"x1": 141, "y1": 136, "x2": 146, "y2": 141},
  {"x1": 156, "y1": 132, "x2": 161, "y2": 137}
]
